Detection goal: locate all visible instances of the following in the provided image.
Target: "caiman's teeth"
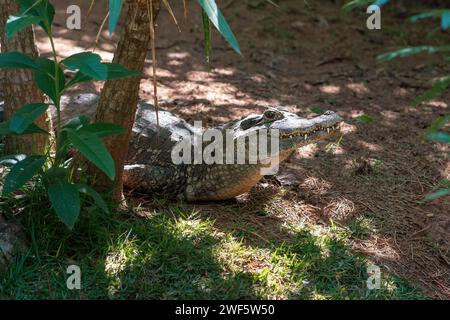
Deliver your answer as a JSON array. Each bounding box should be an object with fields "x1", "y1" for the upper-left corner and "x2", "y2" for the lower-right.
[
  {"x1": 327, "y1": 128, "x2": 330, "y2": 133},
  {"x1": 304, "y1": 134, "x2": 308, "y2": 140}
]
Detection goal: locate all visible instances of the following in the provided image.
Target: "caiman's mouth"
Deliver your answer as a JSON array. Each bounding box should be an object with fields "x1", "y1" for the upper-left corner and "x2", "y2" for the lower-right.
[
  {"x1": 279, "y1": 122, "x2": 341, "y2": 141},
  {"x1": 267, "y1": 110, "x2": 343, "y2": 142}
]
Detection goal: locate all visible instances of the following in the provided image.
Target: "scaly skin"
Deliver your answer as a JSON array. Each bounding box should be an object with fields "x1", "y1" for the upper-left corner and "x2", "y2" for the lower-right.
[
  {"x1": 123, "y1": 104, "x2": 342, "y2": 201},
  {"x1": 36, "y1": 94, "x2": 342, "y2": 201}
]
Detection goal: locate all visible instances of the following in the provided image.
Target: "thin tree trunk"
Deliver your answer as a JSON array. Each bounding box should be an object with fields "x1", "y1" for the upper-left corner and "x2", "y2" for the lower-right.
[
  {"x1": 89, "y1": 0, "x2": 161, "y2": 199},
  {"x1": 0, "y1": 0, "x2": 49, "y2": 155}
]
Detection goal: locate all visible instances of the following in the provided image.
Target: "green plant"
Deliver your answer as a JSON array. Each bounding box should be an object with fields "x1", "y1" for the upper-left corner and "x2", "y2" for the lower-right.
[
  {"x1": 376, "y1": 8, "x2": 450, "y2": 199},
  {"x1": 0, "y1": 0, "x2": 138, "y2": 229},
  {"x1": 345, "y1": 1, "x2": 450, "y2": 200},
  {"x1": 107, "y1": 0, "x2": 241, "y2": 64}
]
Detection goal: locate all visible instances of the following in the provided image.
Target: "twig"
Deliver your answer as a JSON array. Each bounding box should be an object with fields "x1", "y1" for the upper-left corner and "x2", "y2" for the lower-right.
[{"x1": 147, "y1": 0, "x2": 159, "y2": 127}]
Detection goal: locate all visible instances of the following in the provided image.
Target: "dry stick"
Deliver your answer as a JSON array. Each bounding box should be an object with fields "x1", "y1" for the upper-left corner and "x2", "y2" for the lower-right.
[
  {"x1": 87, "y1": 0, "x2": 96, "y2": 20},
  {"x1": 183, "y1": 0, "x2": 188, "y2": 19},
  {"x1": 162, "y1": 0, "x2": 181, "y2": 32},
  {"x1": 147, "y1": 0, "x2": 159, "y2": 127},
  {"x1": 93, "y1": 12, "x2": 109, "y2": 53}
]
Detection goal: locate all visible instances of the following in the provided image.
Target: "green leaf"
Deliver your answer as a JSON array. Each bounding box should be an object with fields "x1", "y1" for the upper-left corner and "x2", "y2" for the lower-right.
[
  {"x1": 425, "y1": 188, "x2": 450, "y2": 200},
  {"x1": 343, "y1": 0, "x2": 373, "y2": 11},
  {"x1": 79, "y1": 123, "x2": 125, "y2": 138},
  {"x1": 354, "y1": 114, "x2": 374, "y2": 124},
  {"x1": 0, "y1": 52, "x2": 38, "y2": 69},
  {"x1": 426, "y1": 131, "x2": 450, "y2": 143},
  {"x1": 18, "y1": 0, "x2": 55, "y2": 35},
  {"x1": 65, "y1": 64, "x2": 138, "y2": 87},
  {"x1": 196, "y1": 0, "x2": 241, "y2": 55},
  {"x1": 201, "y1": 9, "x2": 212, "y2": 64},
  {"x1": 33, "y1": 58, "x2": 65, "y2": 104},
  {"x1": 6, "y1": 15, "x2": 41, "y2": 39},
  {"x1": 103, "y1": 63, "x2": 139, "y2": 80},
  {"x1": 75, "y1": 183, "x2": 109, "y2": 214},
  {"x1": 23, "y1": 122, "x2": 49, "y2": 135},
  {"x1": 0, "y1": 120, "x2": 48, "y2": 136},
  {"x1": 65, "y1": 128, "x2": 115, "y2": 179},
  {"x1": 48, "y1": 181, "x2": 81, "y2": 229},
  {"x1": 58, "y1": 116, "x2": 91, "y2": 158},
  {"x1": 377, "y1": 46, "x2": 450, "y2": 61},
  {"x1": 425, "y1": 115, "x2": 450, "y2": 135},
  {"x1": 2, "y1": 155, "x2": 46, "y2": 194},
  {"x1": 63, "y1": 52, "x2": 108, "y2": 80},
  {"x1": 109, "y1": 0, "x2": 123, "y2": 37},
  {"x1": 43, "y1": 167, "x2": 69, "y2": 188},
  {"x1": 9, "y1": 103, "x2": 49, "y2": 134},
  {"x1": 58, "y1": 116, "x2": 91, "y2": 155},
  {"x1": 65, "y1": 71, "x2": 93, "y2": 88},
  {"x1": 442, "y1": 10, "x2": 450, "y2": 30},
  {"x1": 409, "y1": 10, "x2": 445, "y2": 23},
  {"x1": 0, "y1": 121, "x2": 11, "y2": 136},
  {"x1": 63, "y1": 115, "x2": 91, "y2": 130},
  {"x1": 413, "y1": 77, "x2": 450, "y2": 106}
]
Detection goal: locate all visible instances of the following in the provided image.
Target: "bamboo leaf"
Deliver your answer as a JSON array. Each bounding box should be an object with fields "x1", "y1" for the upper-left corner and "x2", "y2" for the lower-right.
[
  {"x1": 413, "y1": 76, "x2": 450, "y2": 106},
  {"x1": 201, "y1": 9, "x2": 212, "y2": 64},
  {"x1": 425, "y1": 188, "x2": 450, "y2": 200},
  {"x1": 196, "y1": 0, "x2": 241, "y2": 55},
  {"x1": 377, "y1": 46, "x2": 450, "y2": 61},
  {"x1": 109, "y1": 0, "x2": 123, "y2": 37}
]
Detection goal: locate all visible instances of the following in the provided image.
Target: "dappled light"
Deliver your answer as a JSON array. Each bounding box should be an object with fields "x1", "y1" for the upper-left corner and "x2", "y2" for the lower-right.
[{"x1": 1, "y1": 0, "x2": 449, "y2": 301}]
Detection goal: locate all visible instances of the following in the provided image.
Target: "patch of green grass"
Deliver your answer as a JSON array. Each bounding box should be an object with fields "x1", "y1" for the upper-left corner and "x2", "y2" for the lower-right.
[
  {"x1": 347, "y1": 214, "x2": 382, "y2": 240},
  {"x1": 0, "y1": 189, "x2": 424, "y2": 300}
]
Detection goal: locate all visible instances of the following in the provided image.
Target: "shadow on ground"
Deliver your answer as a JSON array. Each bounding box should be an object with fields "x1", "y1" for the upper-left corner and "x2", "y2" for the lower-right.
[{"x1": 19, "y1": 0, "x2": 450, "y2": 299}]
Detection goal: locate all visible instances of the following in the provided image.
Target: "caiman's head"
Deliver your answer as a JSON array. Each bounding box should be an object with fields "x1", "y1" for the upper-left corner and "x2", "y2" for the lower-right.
[
  {"x1": 226, "y1": 107, "x2": 343, "y2": 159},
  {"x1": 188, "y1": 108, "x2": 343, "y2": 201}
]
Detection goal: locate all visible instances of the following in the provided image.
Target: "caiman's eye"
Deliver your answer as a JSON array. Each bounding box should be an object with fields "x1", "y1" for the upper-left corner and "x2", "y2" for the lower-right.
[{"x1": 263, "y1": 110, "x2": 281, "y2": 120}]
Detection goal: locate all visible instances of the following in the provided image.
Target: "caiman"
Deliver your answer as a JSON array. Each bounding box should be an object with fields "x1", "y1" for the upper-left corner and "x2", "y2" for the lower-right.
[
  {"x1": 122, "y1": 99, "x2": 342, "y2": 201},
  {"x1": 2, "y1": 94, "x2": 343, "y2": 201}
]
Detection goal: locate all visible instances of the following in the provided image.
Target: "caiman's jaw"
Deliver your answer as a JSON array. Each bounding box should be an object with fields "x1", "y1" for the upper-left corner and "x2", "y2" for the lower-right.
[
  {"x1": 276, "y1": 110, "x2": 343, "y2": 148},
  {"x1": 233, "y1": 107, "x2": 343, "y2": 151}
]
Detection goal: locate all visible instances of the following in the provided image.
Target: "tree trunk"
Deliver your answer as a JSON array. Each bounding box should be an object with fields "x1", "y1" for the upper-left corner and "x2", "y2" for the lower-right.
[
  {"x1": 89, "y1": 0, "x2": 161, "y2": 199},
  {"x1": 0, "y1": 0, "x2": 49, "y2": 155}
]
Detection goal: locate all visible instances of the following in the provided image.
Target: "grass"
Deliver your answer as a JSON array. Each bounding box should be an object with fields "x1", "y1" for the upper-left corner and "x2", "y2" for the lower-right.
[{"x1": 0, "y1": 186, "x2": 425, "y2": 300}]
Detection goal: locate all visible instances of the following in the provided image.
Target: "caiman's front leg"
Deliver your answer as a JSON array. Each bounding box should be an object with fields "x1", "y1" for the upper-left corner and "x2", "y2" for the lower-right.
[{"x1": 123, "y1": 164, "x2": 188, "y2": 199}]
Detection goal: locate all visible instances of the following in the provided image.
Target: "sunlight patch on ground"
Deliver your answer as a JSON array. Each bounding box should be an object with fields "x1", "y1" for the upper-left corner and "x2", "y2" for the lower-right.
[
  {"x1": 297, "y1": 143, "x2": 319, "y2": 158},
  {"x1": 357, "y1": 140, "x2": 383, "y2": 152},
  {"x1": 347, "y1": 83, "x2": 370, "y2": 94},
  {"x1": 213, "y1": 68, "x2": 236, "y2": 76},
  {"x1": 323, "y1": 197, "x2": 355, "y2": 221},
  {"x1": 300, "y1": 176, "x2": 332, "y2": 196},
  {"x1": 319, "y1": 85, "x2": 341, "y2": 94},
  {"x1": 425, "y1": 100, "x2": 448, "y2": 108}
]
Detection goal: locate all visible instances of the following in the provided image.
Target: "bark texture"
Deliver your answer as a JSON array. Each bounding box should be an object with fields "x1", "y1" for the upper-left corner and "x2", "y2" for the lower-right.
[
  {"x1": 0, "y1": 214, "x2": 28, "y2": 275},
  {"x1": 90, "y1": 0, "x2": 161, "y2": 198},
  {"x1": 0, "y1": 0, "x2": 49, "y2": 155}
]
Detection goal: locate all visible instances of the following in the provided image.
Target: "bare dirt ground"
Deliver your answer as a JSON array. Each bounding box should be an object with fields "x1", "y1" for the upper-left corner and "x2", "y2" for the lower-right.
[{"x1": 29, "y1": 0, "x2": 450, "y2": 298}]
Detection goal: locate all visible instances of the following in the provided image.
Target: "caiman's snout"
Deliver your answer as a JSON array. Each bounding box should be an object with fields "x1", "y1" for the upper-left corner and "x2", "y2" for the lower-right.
[
  {"x1": 276, "y1": 109, "x2": 343, "y2": 148},
  {"x1": 317, "y1": 110, "x2": 343, "y2": 127}
]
